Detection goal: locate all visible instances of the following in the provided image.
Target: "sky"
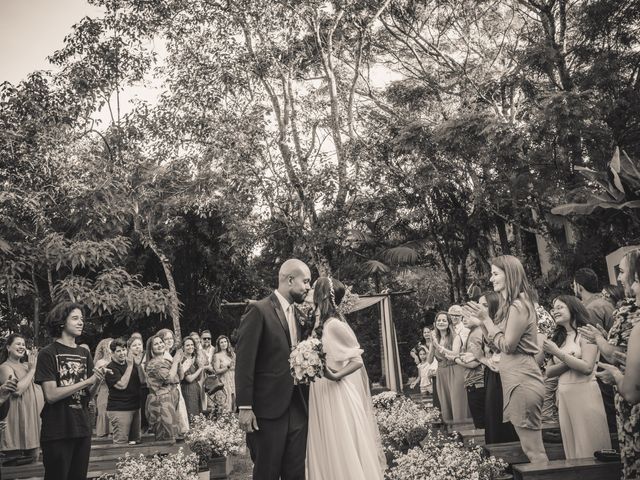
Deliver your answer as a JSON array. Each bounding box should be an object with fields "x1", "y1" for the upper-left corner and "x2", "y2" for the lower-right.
[{"x1": 0, "y1": 0, "x2": 104, "y2": 84}]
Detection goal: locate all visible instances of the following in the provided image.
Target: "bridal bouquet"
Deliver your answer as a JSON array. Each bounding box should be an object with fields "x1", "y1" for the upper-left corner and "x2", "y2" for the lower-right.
[{"x1": 289, "y1": 338, "x2": 325, "y2": 384}]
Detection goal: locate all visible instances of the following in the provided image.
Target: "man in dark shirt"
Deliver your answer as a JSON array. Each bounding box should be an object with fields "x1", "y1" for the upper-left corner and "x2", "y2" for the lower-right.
[
  {"x1": 35, "y1": 302, "x2": 106, "y2": 480},
  {"x1": 105, "y1": 338, "x2": 142, "y2": 444},
  {"x1": 573, "y1": 268, "x2": 615, "y2": 331}
]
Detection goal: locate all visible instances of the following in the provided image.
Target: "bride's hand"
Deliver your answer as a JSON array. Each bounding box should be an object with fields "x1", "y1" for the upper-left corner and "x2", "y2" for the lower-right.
[{"x1": 323, "y1": 366, "x2": 341, "y2": 382}]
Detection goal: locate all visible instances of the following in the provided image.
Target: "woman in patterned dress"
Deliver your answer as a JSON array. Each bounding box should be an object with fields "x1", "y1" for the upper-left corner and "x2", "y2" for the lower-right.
[
  {"x1": 581, "y1": 250, "x2": 640, "y2": 479},
  {"x1": 93, "y1": 338, "x2": 113, "y2": 437},
  {"x1": 213, "y1": 335, "x2": 236, "y2": 412},
  {"x1": 144, "y1": 335, "x2": 182, "y2": 442},
  {"x1": 180, "y1": 336, "x2": 207, "y2": 422}
]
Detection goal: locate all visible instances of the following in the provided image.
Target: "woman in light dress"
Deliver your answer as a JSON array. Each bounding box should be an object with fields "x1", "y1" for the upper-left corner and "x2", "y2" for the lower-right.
[
  {"x1": 543, "y1": 295, "x2": 611, "y2": 459},
  {"x1": 213, "y1": 335, "x2": 236, "y2": 412},
  {"x1": 157, "y1": 328, "x2": 190, "y2": 435},
  {"x1": 93, "y1": 337, "x2": 113, "y2": 437},
  {"x1": 306, "y1": 277, "x2": 386, "y2": 480}
]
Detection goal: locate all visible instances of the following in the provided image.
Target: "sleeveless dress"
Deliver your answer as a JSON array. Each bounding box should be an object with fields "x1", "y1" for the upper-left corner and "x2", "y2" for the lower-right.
[
  {"x1": 307, "y1": 318, "x2": 386, "y2": 480},
  {"x1": 0, "y1": 363, "x2": 43, "y2": 453},
  {"x1": 95, "y1": 359, "x2": 111, "y2": 437},
  {"x1": 145, "y1": 357, "x2": 180, "y2": 441},
  {"x1": 213, "y1": 353, "x2": 236, "y2": 412},
  {"x1": 180, "y1": 360, "x2": 202, "y2": 422},
  {"x1": 486, "y1": 301, "x2": 544, "y2": 429},
  {"x1": 555, "y1": 334, "x2": 611, "y2": 459},
  {"x1": 434, "y1": 341, "x2": 472, "y2": 424}
]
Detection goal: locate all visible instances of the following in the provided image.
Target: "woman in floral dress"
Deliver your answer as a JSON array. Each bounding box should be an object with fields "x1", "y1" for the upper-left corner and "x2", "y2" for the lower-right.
[
  {"x1": 145, "y1": 335, "x2": 182, "y2": 442},
  {"x1": 580, "y1": 250, "x2": 640, "y2": 479},
  {"x1": 213, "y1": 335, "x2": 236, "y2": 412}
]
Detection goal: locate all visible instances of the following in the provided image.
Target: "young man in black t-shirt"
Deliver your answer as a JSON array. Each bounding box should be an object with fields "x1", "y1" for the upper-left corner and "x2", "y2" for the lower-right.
[
  {"x1": 35, "y1": 302, "x2": 106, "y2": 480},
  {"x1": 105, "y1": 338, "x2": 142, "y2": 444}
]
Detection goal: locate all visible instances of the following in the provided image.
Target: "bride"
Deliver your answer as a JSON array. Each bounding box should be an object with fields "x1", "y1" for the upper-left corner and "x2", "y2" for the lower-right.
[{"x1": 306, "y1": 277, "x2": 386, "y2": 480}]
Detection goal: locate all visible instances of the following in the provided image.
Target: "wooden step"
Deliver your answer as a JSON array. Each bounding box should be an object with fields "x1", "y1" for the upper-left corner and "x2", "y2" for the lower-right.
[
  {"x1": 446, "y1": 420, "x2": 476, "y2": 433},
  {"x1": 512, "y1": 458, "x2": 622, "y2": 480},
  {"x1": 484, "y1": 441, "x2": 565, "y2": 465},
  {"x1": 91, "y1": 432, "x2": 156, "y2": 445},
  {"x1": 2, "y1": 442, "x2": 185, "y2": 479},
  {"x1": 457, "y1": 428, "x2": 485, "y2": 446}
]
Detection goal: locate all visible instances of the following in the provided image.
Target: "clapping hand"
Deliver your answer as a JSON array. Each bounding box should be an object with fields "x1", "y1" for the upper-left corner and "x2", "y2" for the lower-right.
[
  {"x1": 542, "y1": 339, "x2": 561, "y2": 357},
  {"x1": 0, "y1": 376, "x2": 18, "y2": 404},
  {"x1": 460, "y1": 302, "x2": 489, "y2": 326},
  {"x1": 27, "y1": 347, "x2": 38, "y2": 371},
  {"x1": 596, "y1": 362, "x2": 623, "y2": 386},
  {"x1": 460, "y1": 352, "x2": 476, "y2": 364},
  {"x1": 577, "y1": 324, "x2": 603, "y2": 344},
  {"x1": 612, "y1": 350, "x2": 627, "y2": 367}
]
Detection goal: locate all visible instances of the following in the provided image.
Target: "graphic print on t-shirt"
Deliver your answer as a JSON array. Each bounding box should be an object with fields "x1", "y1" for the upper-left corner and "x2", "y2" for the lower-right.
[{"x1": 55, "y1": 353, "x2": 88, "y2": 408}]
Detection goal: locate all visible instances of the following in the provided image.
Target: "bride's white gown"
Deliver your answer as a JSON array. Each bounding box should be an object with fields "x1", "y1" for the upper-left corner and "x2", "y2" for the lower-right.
[{"x1": 307, "y1": 318, "x2": 386, "y2": 480}]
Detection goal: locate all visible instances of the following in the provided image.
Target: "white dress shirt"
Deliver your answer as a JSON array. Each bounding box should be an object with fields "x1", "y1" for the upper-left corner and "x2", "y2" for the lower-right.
[{"x1": 274, "y1": 290, "x2": 298, "y2": 346}]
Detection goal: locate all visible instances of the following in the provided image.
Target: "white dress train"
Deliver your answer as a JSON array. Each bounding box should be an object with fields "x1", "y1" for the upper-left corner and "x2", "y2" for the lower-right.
[{"x1": 307, "y1": 318, "x2": 386, "y2": 480}]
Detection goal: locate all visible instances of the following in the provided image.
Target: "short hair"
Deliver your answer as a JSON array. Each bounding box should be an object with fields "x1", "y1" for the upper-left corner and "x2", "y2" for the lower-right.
[
  {"x1": 202, "y1": 330, "x2": 211, "y2": 336},
  {"x1": 109, "y1": 338, "x2": 127, "y2": 352},
  {"x1": 45, "y1": 302, "x2": 85, "y2": 338},
  {"x1": 574, "y1": 268, "x2": 599, "y2": 293}
]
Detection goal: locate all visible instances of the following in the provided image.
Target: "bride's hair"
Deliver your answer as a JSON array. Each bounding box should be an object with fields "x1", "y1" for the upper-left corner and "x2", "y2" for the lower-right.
[{"x1": 313, "y1": 277, "x2": 346, "y2": 339}]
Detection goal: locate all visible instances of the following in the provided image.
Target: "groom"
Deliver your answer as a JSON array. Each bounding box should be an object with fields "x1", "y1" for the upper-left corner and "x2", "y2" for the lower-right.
[{"x1": 235, "y1": 259, "x2": 312, "y2": 480}]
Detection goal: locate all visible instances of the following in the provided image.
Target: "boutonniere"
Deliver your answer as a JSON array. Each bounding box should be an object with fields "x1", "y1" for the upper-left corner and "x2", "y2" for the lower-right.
[{"x1": 294, "y1": 304, "x2": 312, "y2": 326}]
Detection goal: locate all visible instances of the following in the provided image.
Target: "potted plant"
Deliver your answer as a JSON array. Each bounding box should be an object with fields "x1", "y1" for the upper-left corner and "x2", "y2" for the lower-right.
[{"x1": 185, "y1": 413, "x2": 245, "y2": 479}]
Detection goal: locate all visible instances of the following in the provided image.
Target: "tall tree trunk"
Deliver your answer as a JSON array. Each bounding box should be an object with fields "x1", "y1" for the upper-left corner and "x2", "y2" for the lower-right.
[
  {"x1": 496, "y1": 217, "x2": 511, "y2": 255},
  {"x1": 31, "y1": 267, "x2": 40, "y2": 346}
]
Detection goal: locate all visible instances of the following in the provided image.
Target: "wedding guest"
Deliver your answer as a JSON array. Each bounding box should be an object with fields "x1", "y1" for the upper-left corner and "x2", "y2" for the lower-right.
[
  {"x1": 156, "y1": 328, "x2": 189, "y2": 434},
  {"x1": 598, "y1": 322, "x2": 640, "y2": 404},
  {"x1": 412, "y1": 325, "x2": 440, "y2": 409},
  {"x1": 472, "y1": 292, "x2": 519, "y2": 444},
  {"x1": 0, "y1": 376, "x2": 19, "y2": 422},
  {"x1": 0, "y1": 334, "x2": 43, "y2": 464},
  {"x1": 93, "y1": 337, "x2": 113, "y2": 438},
  {"x1": 602, "y1": 285, "x2": 625, "y2": 310},
  {"x1": 463, "y1": 255, "x2": 547, "y2": 463},
  {"x1": 105, "y1": 338, "x2": 142, "y2": 445},
  {"x1": 127, "y1": 335, "x2": 148, "y2": 431},
  {"x1": 574, "y1": 268, "x2": 615, "y2": 330},
  {"x1": 180, "y1": 336, "x2": 208, "y2": 421},
  {"x1": 427, "y1": 311, "x2": 471, "y2": 424},
  {"x1": 157, "y1": 328, "x2": 176, "y2": 354},
  {"x1": 201, "y1": 330, "x2": 215, "y2": 366},
  {"x1": 409, "y1": 346, "x2": 437, "y2": 396},
  {"x1": 448, "y1": 304, "x2": 469, "y2": 344},
  {"x1": 581, "y1": 249, "x2": 640, "y2": 478},
  {"x1": 145, "y1": 335, "x2": 181, "y2": 442},
  {"x1": 35, "y1": 302, "x2": 105, "y2": 480},
  {"x1": 455, "y1": 313, "x2": 485, "y2": 429},
  {"x1": 214, "y1": 335, "x2": 237, "y2": 412},
  {"x1": 543, "y1": 295, "x2": 611, "y2": 458}
]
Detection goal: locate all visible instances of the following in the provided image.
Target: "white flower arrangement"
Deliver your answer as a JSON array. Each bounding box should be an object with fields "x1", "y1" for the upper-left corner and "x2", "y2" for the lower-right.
[
  {"x1": 336, "y1": 285, "x2": 359, "y2": 315},
  {"x1": 387, "y1": 438, "x2": 507, "y2": 480},
  {"x1": 289, "y1": 337, "x2": 325, "y2": 384},
  {"x1": 372, "y1": 391, "x2": 441, "y2": 459},
  {"x1": 185, "y1": 413, "x2": 245, "y2": 461},
  {"x1": 99, "y1": 448, "x2": 198, "y2": 480}
]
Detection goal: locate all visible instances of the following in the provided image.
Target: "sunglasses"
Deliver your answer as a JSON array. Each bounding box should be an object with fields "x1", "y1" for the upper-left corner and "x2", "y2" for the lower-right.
[{"x1": 202, "y1": 337, "x2": 212, "y2": 340}]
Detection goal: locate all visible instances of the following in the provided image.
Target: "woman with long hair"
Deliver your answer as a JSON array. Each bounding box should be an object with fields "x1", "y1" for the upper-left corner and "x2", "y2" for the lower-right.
[
  {"x1": 463, "y1": 255, "x2": 547, "y2": 463},
  {"x1": 543, "y1": 295, "x2": 611, "y2": 458},
  {"x1": 180, "y1": 336, "x2": 205, "y2": 421},
  {"x1": 144, "y1": 335, "x2": 182, "y2": 442},
  {"x1": 93, "y1": 337, "x2": 113, "y2": 438},
  {"x1": 427, "y1": 311, "x2": 471, "y2": 424},
  {"x1": 580, "y1": 250, "x2": 640, "y2": 478},
  {"x1": 213, "y1": 335, "x2": 236, "y2": 412},
  {"x1": 306, "y1": 277, "x2": 385, "y2": 479},
  {"x1": 0, "y1": 334, "x2": 43, "y2": 463},
  {"x1": 155, "y1": 328, "x2": 189, "y2": 435}
]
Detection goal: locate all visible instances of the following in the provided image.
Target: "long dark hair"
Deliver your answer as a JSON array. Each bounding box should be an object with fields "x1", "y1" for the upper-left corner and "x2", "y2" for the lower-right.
[
  {"x1": 491, "y1": 255, "x2": 535, "y2": 325},
  {"x1": 0, "y1": 333, "x2": 26, "y2": 364},
  {"x1": 215, "y1": 335, "x2": 234, "y2": 358},
  {"x1": 433, "y1": 311, "x2": 454, "y2": 350},
  {"x1": 483, "y1": 291, "x2": 501, "y2": 323},
  {"x1": 551, "y1": 295, "x2": 591, "y2": 347},
  {"x1": 313, "y1": 277, "x2": 346, "y2": 339},
  {"x1": 182, "y1": 336, "x2": 200, "y2": 369}
]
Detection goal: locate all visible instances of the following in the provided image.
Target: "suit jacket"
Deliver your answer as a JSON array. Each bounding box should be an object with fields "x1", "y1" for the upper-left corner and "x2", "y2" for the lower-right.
[{"x1": 235, "y1": 292, "x2": 311, "y2": 419}]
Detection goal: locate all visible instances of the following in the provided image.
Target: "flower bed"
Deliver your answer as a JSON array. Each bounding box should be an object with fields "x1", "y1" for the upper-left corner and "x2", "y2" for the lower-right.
[
  {"x1": 185, "y1": 413, "x2": 245, "y2": 461},
  {"x1": 99, "y1": 448, "x2": 198, "y2": 480}
]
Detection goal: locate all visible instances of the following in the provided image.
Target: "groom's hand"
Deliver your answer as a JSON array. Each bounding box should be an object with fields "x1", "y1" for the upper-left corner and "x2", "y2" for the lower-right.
[{"x1": 239, "y1": 408, "x2": 259, "y2": 433}]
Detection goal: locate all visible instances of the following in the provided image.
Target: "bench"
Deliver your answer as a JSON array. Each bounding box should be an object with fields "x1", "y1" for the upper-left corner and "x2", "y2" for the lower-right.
[
  {"x1": 483, "y1": 441, "x2": 565, "y2": 465},
  {"x1": 512, "y1": 458, "x2": 622, "y2": 480}
]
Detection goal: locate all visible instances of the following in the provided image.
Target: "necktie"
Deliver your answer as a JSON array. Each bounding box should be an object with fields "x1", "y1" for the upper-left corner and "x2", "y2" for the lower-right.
[{"x1": 287, "y1": 305, "x2": 298, "y2": 346}]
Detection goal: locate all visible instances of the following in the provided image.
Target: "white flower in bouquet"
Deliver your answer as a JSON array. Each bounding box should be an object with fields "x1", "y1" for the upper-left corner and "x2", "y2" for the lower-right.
[{"x1": 289, "y1": 337, "x2": 325, "y2": 384}]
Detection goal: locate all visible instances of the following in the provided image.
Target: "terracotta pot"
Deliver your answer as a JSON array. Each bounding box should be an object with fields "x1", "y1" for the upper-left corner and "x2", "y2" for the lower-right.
[{"x1": 208, "y1": 456, "x2": 231, "y2": 479}]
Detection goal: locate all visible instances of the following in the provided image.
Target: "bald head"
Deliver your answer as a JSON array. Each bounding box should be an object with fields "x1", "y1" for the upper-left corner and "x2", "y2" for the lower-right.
[{"x1": 277, "y1": 259, "x2": 312, "y2": 304}]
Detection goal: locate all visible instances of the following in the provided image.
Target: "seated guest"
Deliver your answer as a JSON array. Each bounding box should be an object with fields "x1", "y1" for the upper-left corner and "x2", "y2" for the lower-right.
[
  {"x1": 105, "y1": 338, "x2": 142, "y2": 445},
  {"x1": 543, "y1": 295, "x2": 611, "y2": 459},
  {"x1": 0, "y1": 334, "x2": 43, "y2": 464},
  {"x1": 455, "y1": 313, "x2": 485, "y2": 429},
  {"x1": 145, "y1": 335, "x2": 182, "y2": 442},
  {"x1": 180, "y1": 336, "x2": 208, "y2": 422},
  {"x1": 427, "y1": 311, "x2": 471, "y2": 424},
  {"x1": 573, "y1": 268, "x2": 614, "y2": 331},
  {"x1": 93, "y1": 338, "x2": 113, "y2": 438},
  {"x1": 213, "y1": 335, "x2": 236, "y2": 412}
]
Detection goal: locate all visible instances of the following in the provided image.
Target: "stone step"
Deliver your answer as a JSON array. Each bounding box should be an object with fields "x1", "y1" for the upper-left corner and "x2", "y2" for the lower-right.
[{"x1": 512, "y1": 458, "x2": 622, "y2": 480}]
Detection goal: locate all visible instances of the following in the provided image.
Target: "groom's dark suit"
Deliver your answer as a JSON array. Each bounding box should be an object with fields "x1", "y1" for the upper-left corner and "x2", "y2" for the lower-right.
[{"x1": 235, "y1": 292, "x2": 310, "y2": 480}]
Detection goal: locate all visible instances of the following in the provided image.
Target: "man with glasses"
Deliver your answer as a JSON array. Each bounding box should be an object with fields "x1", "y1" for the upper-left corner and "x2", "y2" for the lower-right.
[{"x1": 201, "y1": 330, "x2": 214, "y2": 365}]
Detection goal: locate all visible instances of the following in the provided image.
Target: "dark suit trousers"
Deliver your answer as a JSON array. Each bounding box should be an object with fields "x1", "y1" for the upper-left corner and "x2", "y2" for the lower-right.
[{"x1": 247, "y1": 390, "x2": 307, "y2": 480}]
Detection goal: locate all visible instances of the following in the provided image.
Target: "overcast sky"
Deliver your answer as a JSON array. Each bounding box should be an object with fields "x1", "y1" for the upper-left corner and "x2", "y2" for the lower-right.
[{"x1": 1, "y1": 0, "x2": 103, "y2": 84}]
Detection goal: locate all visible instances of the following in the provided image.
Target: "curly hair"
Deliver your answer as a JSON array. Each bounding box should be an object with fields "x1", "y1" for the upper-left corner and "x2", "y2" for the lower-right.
[
  {"x1": 312, "y1": 277, "x2": 346, "y2": 339},
  {"x1": 45, "y1": 302, "x2": 85, "y2": 339}
]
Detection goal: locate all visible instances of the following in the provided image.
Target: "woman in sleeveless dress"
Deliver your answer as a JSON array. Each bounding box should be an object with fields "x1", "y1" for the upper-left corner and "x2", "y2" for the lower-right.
[
  {"x1": 463, "y1": 255, "x2": 548, "y2": 463},
  {"x1": 0, "y1": 334, "x2": 43, "y2": 464},
  {"x1": 93, "y1": 338, "x2": 113, "y2": 437},
  {"x1": 180, "y1": 336, "x2": 206, "y2": 422},
  {"x1": 213, "y1": 335, "x2": 236, "y2": 412},
  {"x1": 306, "y1": 277, "x2": 386, "y2": 480},
  {"x1": 157, "y1": 328, "x2": 190, "y2": 435},
  {"x1": 427, "y1": 311, "x2": 471, "y2": 424},
  {"x1": 544, "y1": 295, "x2": 611, "y2": 459}
]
